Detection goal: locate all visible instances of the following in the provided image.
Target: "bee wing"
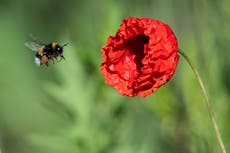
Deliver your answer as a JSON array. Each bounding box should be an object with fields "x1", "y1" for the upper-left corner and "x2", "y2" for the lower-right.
[
  {"x1": 29, "y1": 34, "x2": 46, "y2": 45},
  {"x1": 24, "y1": 41, "x2": 42, "y2": 52}
]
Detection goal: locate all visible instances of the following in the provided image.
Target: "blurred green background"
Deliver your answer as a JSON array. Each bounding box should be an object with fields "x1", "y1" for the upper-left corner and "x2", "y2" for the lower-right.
[{"x1": 0, "y1": 0, "x2": 229, "y2": 153}]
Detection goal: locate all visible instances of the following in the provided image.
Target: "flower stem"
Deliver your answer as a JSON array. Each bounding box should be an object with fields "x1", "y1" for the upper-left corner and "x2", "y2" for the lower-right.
[{"x1": 178, "y1": 49, "x2": 226, "y2": 153}]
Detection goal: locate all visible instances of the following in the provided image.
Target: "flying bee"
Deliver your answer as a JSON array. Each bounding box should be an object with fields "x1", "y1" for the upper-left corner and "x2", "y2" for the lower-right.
[{"x1": 25, "y1": 38, "x2": 68, "y2": 67}]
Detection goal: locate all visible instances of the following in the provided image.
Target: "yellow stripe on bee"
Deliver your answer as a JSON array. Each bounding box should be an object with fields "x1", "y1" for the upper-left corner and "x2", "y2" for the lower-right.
[
  {"x1": 38, "y1": 48, "x2": 44, "y2": 56},
  {"x1": 52, "y1": 42, "x2": 57, "y2": 50},
  {"x1": 41, "y1": 55, "x2": 49, "y2": 64}
]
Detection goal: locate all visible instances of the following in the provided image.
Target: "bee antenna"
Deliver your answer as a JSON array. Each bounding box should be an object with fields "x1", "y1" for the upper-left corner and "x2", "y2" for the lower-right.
[{"x1": 62, "y1": 43, "x2": 69, "y2": 48}]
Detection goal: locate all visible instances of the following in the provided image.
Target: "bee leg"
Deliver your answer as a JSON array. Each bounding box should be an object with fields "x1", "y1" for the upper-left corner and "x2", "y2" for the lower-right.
[
  {"x1": 57, "y1": 58, "x2": 60, "y2": 62},
  {"x1": 53, "y1": 56, "x2": 56, "y2": 60},
  {"x1": 58, "y1": 58, "x2": 62, "y2": 62},
  {"x1": 61, "y1": 55, "x2": 65, "y2": 61},
  {"x1": 57, "y1": 56, "x2": 63, "y2": 62},
  {"x1": 51, "y1": 58, "x2": 55, "y2": 64}
]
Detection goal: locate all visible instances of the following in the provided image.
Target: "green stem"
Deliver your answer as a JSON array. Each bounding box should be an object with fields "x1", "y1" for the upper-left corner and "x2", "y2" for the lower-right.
[{"x1": 178, "y1": 49, "x2": 226, "y2": 153}]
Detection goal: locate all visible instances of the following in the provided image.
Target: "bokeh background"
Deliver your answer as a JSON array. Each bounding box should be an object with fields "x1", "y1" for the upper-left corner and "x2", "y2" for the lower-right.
[{"x1": 0, "y1": 0, "x2": 229, "y2": 153}]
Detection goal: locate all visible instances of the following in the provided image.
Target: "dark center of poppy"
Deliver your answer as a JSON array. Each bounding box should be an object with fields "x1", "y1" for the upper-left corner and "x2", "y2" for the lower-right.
[
  {"x1": 107, "y1": 34, "x2": 149, "y2": 82},
  {"x1": 125, "y1": 34, "x2": 149, "y2": 70}
]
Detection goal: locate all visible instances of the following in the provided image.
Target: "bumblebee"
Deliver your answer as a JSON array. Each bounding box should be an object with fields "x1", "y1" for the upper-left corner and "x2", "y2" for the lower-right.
[{"x1": 25, "y1": 39, "x2": 68, "y2": 66}]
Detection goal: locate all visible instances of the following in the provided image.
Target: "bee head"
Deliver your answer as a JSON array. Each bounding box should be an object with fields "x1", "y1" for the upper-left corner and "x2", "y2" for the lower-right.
[
  {"x1": 56, "y1": 44, "x2": 63, "y2": 54},
  {"x1": 56, "y1": 43, "x2": 68, "y2": 54}
]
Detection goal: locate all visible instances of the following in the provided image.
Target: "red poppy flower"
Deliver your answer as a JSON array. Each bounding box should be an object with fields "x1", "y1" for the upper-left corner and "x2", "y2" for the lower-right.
[{"x1": 100, "y1": 17, "x2": 179, "y2": 97}]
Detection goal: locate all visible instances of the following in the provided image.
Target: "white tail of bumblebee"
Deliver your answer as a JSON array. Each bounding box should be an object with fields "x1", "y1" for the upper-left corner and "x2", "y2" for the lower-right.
[{"x1": 34, "y1": 57, "x2": 41, "y2": 66}]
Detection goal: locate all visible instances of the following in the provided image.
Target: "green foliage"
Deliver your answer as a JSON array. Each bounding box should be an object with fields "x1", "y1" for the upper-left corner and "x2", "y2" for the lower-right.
[{"x1": 0, "y1": 0, "x2": 229, "y2": 153}]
